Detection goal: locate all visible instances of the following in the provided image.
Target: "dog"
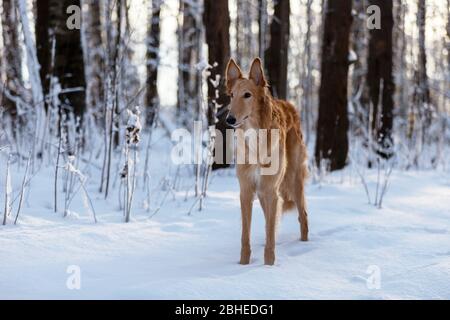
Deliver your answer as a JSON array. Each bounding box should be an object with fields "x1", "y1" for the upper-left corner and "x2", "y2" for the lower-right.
[{"x1": 225, "y1": 57, "x2": 309, "y2": 265}]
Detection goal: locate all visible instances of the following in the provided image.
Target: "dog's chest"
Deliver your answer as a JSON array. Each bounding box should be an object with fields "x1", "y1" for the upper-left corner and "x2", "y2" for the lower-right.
[{"x1": 241, "y1": 165, "x2": 261, "y2": 187}]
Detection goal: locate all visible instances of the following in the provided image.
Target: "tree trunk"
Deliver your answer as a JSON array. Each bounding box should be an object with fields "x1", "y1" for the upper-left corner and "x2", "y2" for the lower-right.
[
  {"x1": 145, "y1": 0, "x2": 162, "y2": 126},
  {"x1": 258, "y1": 0, "x2": 268, "y2": 59},
  {"x1": 36, "y1": 0, "x2": 86, "y2": 119},
  {"x1": 85, "y1": 0, "x2": 105, "y2": 120},
  {"x1": 315, "y1": 0, "x2": 353, "y2": 171},
  {"x1": 413, "y1": 0, "x2": 432, "y2": 128},
  {"x1": 203, "y1": 0, "x2": 231, "y2": 170},
  {"x1": 177, "y1": 0, "x2": 200, "y2": 122},
  {"x1": 366, "y1": 0, "x2": 395, "y2": 158},
  {"x1": 203, "y1": 0, "x2": 230, "y2": 125},
  {"x1": 394, "y1": 0, "x2": 408, "y2": 118},
  {"x1": 36, "y1": 0, "x2": 51, "y2": 111},
  {"x1": 121, "y1": 0, "x2": 140, "y2": 109},
  {"x1": 0, "y1": 0, "x2": 23, "y2": 117},
  {"x1": 302, "y1": 0, "x2": 313, "y2": 144},
  {"x1": 447, "y1": 0, "x2": 450, "y2": 75},
  {"x1": 265, "y1": 0, "x2": 290, "y2": 100},
  {"x1": 235, "y1": 0, "x2": 257, "y2": 68},
  {"x1": 350, "y1": 0, "x2": 368, "y2": 99}
]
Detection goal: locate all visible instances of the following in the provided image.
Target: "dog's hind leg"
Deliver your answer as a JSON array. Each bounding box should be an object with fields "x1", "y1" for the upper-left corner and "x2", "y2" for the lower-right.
[{"x1": 295, "y1": 181, "x2": 309, "y2": 241}]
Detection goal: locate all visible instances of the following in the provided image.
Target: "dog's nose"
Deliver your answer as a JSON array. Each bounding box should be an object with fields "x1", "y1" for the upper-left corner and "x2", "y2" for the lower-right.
[{"x1": 226, "y1": 115, "x2": 237, "y2": 126}]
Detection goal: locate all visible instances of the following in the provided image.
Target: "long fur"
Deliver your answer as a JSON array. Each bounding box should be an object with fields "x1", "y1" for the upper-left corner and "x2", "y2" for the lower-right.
[{"x1": 226, "y1": 58, "x2": 309, "y2": 265}]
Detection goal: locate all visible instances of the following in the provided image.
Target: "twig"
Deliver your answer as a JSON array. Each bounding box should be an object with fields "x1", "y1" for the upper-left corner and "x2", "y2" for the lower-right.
[{"x1": 14, "y1": 154, "x2": 31, "y2": 224}]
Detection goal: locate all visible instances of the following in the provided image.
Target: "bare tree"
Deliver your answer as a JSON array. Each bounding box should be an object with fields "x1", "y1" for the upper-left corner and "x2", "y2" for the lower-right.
[
  {"x1": 145, "y1": 0, "x2": 162, "y2": 126},
  {"x1": 36, "y1": 0, "x2": 86, "y2": 118},
  {"x1": 315, "y1": 0, "x2": 353, "y2": 171},
  {"x1": 302, "y1": 0, "x2": 314, "y2": 144},
  {"x1": 258, "y1": 0, "x2": 268, "y2": 59},
  {"x1": 394, "y1": 0, "x2": 409, "y2": 119},
  {"x1": 366, "y1": 0, "x2": 395, "y2": 158},
  {"x1": 0, "y1": 0, "x2": 23, "y2": 117},
  {"x1": 35, "y1": 0, "x2": 51, "y2": 111},
  {"x1": 177, "y1": 0, "x2": 201, "y2": 122},
  {"x1": 204, "y1": 0, "x2": 231, "y2": 170},
  {"x1": 85, "y1": 0, "x2": 105, "y2": 121},
  {"x1": 235, "y1": 0, "x2": 257, "y2": 68},
  {"x1": 350, "y1": 0, "x2": 368, "y2": 100},
  {"x1": 265, "y1": 0, "x2": 290, "y2": 100},
  {"x1": 412, "y1": 0, "x2": 433, "y2": 134}
]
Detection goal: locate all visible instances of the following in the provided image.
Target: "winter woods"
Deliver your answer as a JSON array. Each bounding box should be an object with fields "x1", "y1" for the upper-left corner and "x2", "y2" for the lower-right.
[{"x1": 0, "y1": 0, "x2": 449, "y2": 225}]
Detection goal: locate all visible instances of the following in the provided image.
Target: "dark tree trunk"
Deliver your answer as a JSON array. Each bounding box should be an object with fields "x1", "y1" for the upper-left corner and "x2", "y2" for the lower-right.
[
  {"x1": 413, "y1": 0, "x2": 432, "y2": 128},
  {"x1": 265, "y1": 0, "x2": 290, "y2": 100},
  {"x1": 315, "y1": 0, "x2": 353, "y2": 171},
  {"x1": 146, "y1": 0, "x2": 162, "y2": 126},
  {"x1": 177, "y1": 0, "x2": 200, "y2": 120},
  {"x1": 203, "y1": 0, "x2": 230, "y2": 125},
  {"x1": 86, "y1": 0, "x2": 105, "y2": 119},
  {"x1": 367, "y1": 0, "x2": 395, "y2": 158},
  {"x1": 0, "y1": 0, "x2": 23, "y2": 116},
  {"x1": 394, "y1": 0, "x2": 408, "y2": 118},
  {"x1": 36, "y1": 0, "x2": 51, "y2": 111},
  {"x1": 36, "y1": 0, "x2": 86, "y2": 119},
  {"x1": 203, "y1": 0, "x2": 231, "y2": 169}
]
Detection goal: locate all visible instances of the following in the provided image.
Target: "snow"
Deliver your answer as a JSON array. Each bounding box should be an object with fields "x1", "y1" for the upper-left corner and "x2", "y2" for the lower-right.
[{"x1": 1, "y1": 130, "x2": 450, "y2": 299}]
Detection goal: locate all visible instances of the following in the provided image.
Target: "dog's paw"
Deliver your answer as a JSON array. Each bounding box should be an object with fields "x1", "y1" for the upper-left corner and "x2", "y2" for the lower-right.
[
  {"x1": 240, "y1": 250, "x2": 251, "y2": 265},
  {"x1": 264, "y1": 248, "x2": 275, "y2": 265}
]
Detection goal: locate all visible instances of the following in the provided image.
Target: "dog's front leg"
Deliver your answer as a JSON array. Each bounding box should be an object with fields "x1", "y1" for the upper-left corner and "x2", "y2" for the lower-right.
[
  {"x1": 239, "y1": 191, "x2": 253, "y2": 265},
  {"x1": 258, "y1": 189, "x2": 281, "y2": 266}
]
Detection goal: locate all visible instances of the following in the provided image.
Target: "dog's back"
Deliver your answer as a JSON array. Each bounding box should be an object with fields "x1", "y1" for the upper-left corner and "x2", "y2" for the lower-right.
[{"x1": 269, "y1": 99, "x2": 308, "y2": 213}]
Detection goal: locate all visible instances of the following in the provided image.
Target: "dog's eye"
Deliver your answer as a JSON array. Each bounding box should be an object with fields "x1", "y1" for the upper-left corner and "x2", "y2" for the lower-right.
[
  {"x1": 244, "y1": 92, "x2": 252, "y2": 99},
  {"x1": 230, "y1": 93, "x2": 234, "y2": 98}
]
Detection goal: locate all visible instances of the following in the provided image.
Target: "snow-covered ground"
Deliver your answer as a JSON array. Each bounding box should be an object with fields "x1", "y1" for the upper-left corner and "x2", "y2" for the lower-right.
[{"x1": 1, "y1": 130, "x2": 449, "y2": 300}]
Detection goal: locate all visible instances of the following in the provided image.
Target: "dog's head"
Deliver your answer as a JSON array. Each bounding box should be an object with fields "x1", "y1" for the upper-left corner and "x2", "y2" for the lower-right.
[{"x1": 225, "y1": 58, "x2": 268, "y2": 129}]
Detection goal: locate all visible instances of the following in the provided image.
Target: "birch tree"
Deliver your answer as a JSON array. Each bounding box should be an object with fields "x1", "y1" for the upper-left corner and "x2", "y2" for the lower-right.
[
  {"x1": 177, "y1": 0, "x2": 201, "y2": 123},
  {"x1": 0, "y1": 0, "x2": 23, "y2": 116}
]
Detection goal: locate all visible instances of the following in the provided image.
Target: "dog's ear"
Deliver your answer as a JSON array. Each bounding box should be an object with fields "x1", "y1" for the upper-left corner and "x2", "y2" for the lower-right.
[
  {"x1": 226, "y1": 59, "x2": 243, "y2": 94},
  {"x1": 249, "y1": 58, "x2": 267, "y2": 87}
]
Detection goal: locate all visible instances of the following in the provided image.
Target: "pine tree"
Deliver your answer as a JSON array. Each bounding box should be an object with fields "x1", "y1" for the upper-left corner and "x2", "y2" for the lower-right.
[
  {"x1": 145, "y1": 0, "x2": 162, "y2": 126},
  {"x1": 36, "y1": 0, "x2": 86, "y2": 118},
  {"x1": 315, "y1": 0, "x2": 353, "y2": 171},
  {"x1": 265, "y1": 0, "x2": 290, "y2": 100},
  {"x1": 204, "y1": 0, "x2": 231, "y2": 169},
  {"x1": 366, "y1": 0, "x2": 395, "y2": 158}
]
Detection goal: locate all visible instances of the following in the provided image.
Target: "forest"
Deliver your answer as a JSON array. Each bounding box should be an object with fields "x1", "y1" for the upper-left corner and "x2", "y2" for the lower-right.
[{"x1": 0, "y1": 0, "x2": 449, "y2": 299}]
